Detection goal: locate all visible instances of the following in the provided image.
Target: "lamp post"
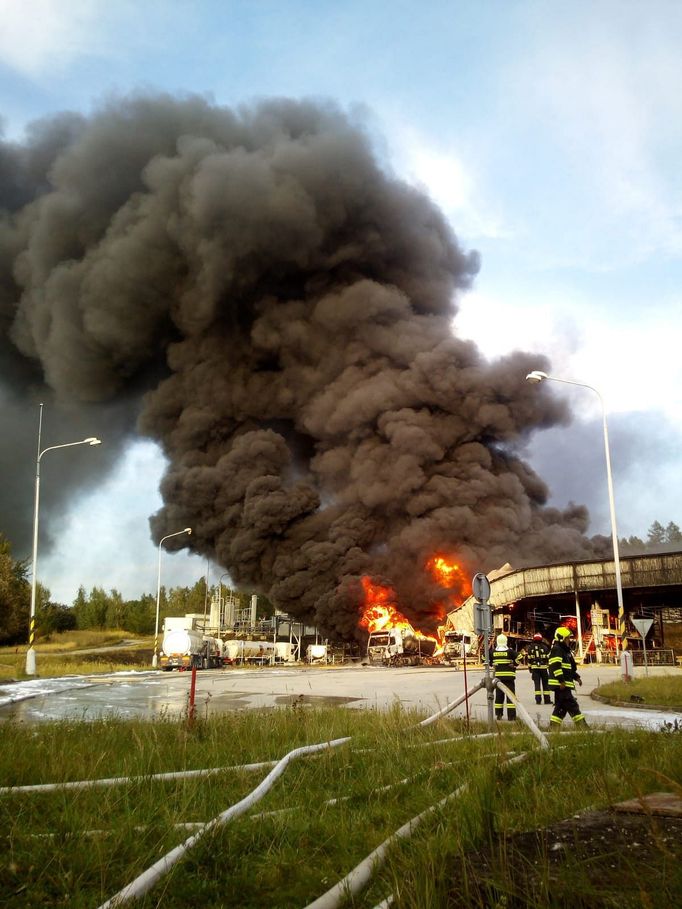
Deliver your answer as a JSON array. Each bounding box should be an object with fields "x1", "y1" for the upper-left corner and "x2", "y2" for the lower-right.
[
  {"x1": 27, "y1": 403, "x2": 102, "y2": 675},
  {"x1": 152, "y1": 527, "x2": 192, "y2": 668},
  {"x1": 525, "y1": 370, "x2": 626, "y2": 651}
]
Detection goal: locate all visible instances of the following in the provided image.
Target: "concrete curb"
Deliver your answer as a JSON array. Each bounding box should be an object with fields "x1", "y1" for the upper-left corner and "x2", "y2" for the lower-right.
[{"x1": 590, "y1": 692, "x2": 682, "y2": 713}]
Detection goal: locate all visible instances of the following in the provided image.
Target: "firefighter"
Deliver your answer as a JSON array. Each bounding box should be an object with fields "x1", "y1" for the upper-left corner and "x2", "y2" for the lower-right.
[
  {"x1": 490, "y1": 633, "x2": 522, "y2": 720},
  {"x1": 548, "y1": 626, "x2": 587, "y2": 728},
  {"x1": 527, "y1": 633, "x2": 552, "y2": 705}
]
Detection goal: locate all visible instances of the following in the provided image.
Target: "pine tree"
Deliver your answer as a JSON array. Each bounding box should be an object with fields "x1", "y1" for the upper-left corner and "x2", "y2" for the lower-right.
[
  {"x1": 665, "y1": 521, "x2": 682, "y2": 544},
  {"x1": 647, "y1": 521, "x2": 666, "y2": 546}
]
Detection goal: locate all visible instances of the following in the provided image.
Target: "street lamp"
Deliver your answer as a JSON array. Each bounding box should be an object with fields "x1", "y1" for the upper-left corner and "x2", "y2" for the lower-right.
[
  {"x1": 525, "y1": 370, "x2": 626, "y2": 651},
  {"x1": 27, "y1": 403, "x2": 102, "y2": 675},
  {"x1": 152, "y1": 527, "x2": 192, "y2": 668}
]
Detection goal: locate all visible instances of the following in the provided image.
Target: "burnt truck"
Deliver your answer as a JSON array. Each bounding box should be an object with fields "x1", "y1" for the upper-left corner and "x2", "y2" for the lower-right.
[
  {"x1": 159, "y1": 628, "x2": 224, "y2": 671},
  {"x1": 442, "y1": 630, "x2": 476, "y2": 665},
  {"x1": 366, "y1": 627, "x2": 437, "y2": 667}
]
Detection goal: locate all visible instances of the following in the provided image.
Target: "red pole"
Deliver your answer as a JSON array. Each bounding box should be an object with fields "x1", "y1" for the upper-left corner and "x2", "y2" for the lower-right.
[
  {"x1": 462, "y1": 643, "x2": 470, "y2": 730},
  {"x1": 188, "y1": 665, "x2": 197, "y2": 724}
]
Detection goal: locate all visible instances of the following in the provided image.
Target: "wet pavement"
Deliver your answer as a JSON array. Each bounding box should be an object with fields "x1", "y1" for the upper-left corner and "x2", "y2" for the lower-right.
[{"x1": 0, "y1": 663, "x2": 680, "y2": 729}]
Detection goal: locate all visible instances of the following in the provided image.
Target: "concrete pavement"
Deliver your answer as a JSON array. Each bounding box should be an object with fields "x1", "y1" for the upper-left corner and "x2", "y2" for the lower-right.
[{"x1": 1, "y1": 661, "x2": 679, "y2": 728}]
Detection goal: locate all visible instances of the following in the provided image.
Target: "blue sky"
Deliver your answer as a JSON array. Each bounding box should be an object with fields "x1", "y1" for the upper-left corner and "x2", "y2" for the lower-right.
[{"x1": 2, "y1": 0, "x2": 681, "y2": 602}]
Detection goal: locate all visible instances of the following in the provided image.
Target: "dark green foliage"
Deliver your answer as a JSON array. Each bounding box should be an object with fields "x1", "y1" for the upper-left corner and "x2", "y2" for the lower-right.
[
  {"x1": 620, "y1": 519, "x2": 682, "y2": 553},
  {"x1": 647, "y1": 520, "x2": 666, "y2": 546},
  {"x1": 665, "y1": 521, "x2": 682, "y2": 544},
  {"x1": 36, "y1": 602, "x2": 77, "y2": 636},
  {"x1": 0, "y1": 534, "x2": 30, "y2": 645}
]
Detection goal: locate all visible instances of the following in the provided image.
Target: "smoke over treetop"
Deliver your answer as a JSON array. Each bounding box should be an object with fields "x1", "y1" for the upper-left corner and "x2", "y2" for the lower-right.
[{"x1": 1, "y1": 94, "x2": 596, "y2": 637}]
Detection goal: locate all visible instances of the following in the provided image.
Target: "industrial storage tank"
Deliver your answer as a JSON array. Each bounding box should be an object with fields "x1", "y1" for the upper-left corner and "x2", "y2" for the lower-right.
[{"x1": 223, "y1": 640, "x2": 275, "y2": 664}]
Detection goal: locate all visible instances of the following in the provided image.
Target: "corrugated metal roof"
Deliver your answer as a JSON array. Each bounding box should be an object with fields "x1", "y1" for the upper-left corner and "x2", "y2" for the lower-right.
[{"x1": 450, "y1": 550, "x2": 682, "y2": 619}]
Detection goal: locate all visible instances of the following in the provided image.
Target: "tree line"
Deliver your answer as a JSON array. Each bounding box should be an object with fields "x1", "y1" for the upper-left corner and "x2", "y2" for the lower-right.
[{"x1": 620, "y1": 520, "x2": 682, "y2": 553}]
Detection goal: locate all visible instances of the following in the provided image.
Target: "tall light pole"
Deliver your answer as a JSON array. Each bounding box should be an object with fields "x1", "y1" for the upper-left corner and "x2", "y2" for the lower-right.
[
  {"x1": 27, "y1": 403, "x2": 102, "y2": 675},
  {"x1": 152, "y1": 527, "x2": 192, "y2": 668},
  {"x1": 525, "y1": 370, "x2": 626, "y2": 651}
]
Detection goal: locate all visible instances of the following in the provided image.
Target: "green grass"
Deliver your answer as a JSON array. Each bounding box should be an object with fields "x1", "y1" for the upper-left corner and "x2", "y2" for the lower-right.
[
  {"x1": 1, "y1": 707, "x2": 681, "y2": 907},
  {"x1": 0, "y1": 631, "x2": 153, "y2": 680},
  {"x1": 594, "y1": 674, "x2": 682, "y2": 709}
]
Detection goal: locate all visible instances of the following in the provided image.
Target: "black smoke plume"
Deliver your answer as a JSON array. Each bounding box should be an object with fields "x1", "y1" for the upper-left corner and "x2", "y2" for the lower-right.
[{"x1": 0, "y1": 95, "x2": 601, "y2": 637}]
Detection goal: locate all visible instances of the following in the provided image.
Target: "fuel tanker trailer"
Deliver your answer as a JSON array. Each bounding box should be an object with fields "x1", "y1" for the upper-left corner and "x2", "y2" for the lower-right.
[{"x1": 159, "y1": 629, "x2": 223, "y2": 671}]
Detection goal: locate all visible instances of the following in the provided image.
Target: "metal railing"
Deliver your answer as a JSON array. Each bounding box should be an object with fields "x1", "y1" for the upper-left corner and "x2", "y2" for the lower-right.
[{"x1": 630, "y1": 649, "x2": 675, "y2": 666}]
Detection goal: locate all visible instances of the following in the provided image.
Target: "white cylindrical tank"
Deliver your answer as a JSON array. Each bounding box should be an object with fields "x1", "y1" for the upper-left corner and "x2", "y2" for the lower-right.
[
  {"x1": 306, "y1": 644, "x2": 327, "y2": 663},
  {"x1": 275, "y1": 642, "x2": 296, "y2": 663},
  {"x1": 223, "y1": 639, "x2": 275, "y2": 663},
  {"x1": 162, "y1": 629, "x2": 203, "y2": 657}
]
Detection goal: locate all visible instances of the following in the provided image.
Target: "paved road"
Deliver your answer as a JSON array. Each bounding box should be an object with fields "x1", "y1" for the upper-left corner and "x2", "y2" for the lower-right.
[{"x1": 1, "y1": 662, "x2": 679, "y2": 728}]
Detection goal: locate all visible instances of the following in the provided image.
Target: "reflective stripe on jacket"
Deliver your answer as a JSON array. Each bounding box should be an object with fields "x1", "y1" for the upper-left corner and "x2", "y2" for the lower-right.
[
  {"x1": 527, "y1": 642, "x2": 549, "y2": 669},
  {"x1": 491, "y1": 646, "x2": 519, "y2": 678},
  {"x1": 548, "y1": 641, "x2": 577, "y2": 688}
]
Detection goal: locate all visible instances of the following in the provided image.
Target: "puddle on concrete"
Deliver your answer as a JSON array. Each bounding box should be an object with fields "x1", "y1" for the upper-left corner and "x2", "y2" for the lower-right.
[{"x1": 273, "y1": 694, "x2": 363, "y2": 707}]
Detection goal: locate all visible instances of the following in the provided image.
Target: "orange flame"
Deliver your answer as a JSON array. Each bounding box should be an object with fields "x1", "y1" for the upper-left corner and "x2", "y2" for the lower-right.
[
  {"x1": 426, "y1": 554, "x2": 470, "y2": 596},
  {"x1": 358, "y1": 577, "x2": 413, "y2": 634},
  {"x1": 358, "y1": 575, "x2": 439, "y2": 654},
  {"x1": 358, "y1": 553, "x2": 471, "y2": 660}
]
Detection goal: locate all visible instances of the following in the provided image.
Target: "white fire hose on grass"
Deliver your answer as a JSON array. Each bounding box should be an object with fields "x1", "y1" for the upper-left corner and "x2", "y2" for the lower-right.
[
  {"x1": 96, "y1": 736, "x2": 351, "y2": 909},
  {"x1": 303, "y1": 752, "x2": 530, "y2": 909},
  {"x1": 418, "y1": 677, "x2": 549, "y2": 751},
  {"x1": 0, "y1": 761, "x2": 278, "y2": 796},
  {"x1": 25, "y1": 679, "x2": 546, "y2": 907}
]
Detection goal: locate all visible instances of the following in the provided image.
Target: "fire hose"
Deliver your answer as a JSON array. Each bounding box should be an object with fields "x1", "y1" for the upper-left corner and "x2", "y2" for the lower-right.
[
  {"x1": 303, "y1": 752, "x2": 530, "y2": 909},
  {"x1": 74, "y1": 684, "x2": 544, "y2": 906},
  {"x1": 96, "y1": 736, "x2": 351, "y2": 909},
  {"x1": 0, "y1": 761, "x2": 278, "y2": 796}
]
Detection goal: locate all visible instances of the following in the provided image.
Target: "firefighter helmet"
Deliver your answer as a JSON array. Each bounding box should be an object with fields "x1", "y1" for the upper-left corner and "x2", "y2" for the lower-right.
[
  {"x1": 554, "y1": 626, "x2": 572, "y2": 641},
  {"x1": 533, "y1": 633, "x2": 543, "y2": 641}
]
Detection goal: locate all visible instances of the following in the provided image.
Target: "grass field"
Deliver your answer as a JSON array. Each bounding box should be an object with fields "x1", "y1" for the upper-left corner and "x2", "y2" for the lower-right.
[
  {"x1": 1, "y1": 705, "x2": 681, "y2": 908},
  {"x1": 0, "y1": 631, "x2": 153, "y2": 681},
  {"x1": 594, "y1": 675, "x2": 682, "y2": 710}
]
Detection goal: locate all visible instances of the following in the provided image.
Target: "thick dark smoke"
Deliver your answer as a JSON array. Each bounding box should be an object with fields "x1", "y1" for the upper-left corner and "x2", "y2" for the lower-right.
[{"x1": 0, "y1": 94, "x2": 602, "y2": 637}]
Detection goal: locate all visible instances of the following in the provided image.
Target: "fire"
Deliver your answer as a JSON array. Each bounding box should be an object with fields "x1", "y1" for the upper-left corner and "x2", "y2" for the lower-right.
[
  {"x1": 358, "y1": 553, "x2": 470, "y2": 659},
  {"x1": 358, "y1": 577, "x2": 413, "y2": 634},
  {"x1": 358, "y1": 575, "x2": 438, "y2": 650},
  {"x1": 426, "y1": 554, "x2": 470, "y2": 597}
]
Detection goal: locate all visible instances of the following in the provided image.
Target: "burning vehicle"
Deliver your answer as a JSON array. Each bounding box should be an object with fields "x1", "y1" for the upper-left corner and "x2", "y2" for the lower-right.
[
  {"x1": 442, "y1": 630, "x2": 476, "y2": 665},
  {"x1": 366, "y1": 626, "x2": 437, "y2": 667},
  {"x1": 360, "y1": 558, "x2": 470, "y2": 666}
]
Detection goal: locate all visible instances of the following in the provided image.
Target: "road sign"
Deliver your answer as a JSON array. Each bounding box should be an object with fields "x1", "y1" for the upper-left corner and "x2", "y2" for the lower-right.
[
  {"x1": 631, "y1": 618, "x2": 653, "y2": 639},
  {"x1": 472, "y1": 573, "x2": 491, "y2": 603},
  {"x1": 631, "y1": 617, "x2": 654, "y2": 677},
  {"x1": 474, "y1": 601, "x2": 492, "y2": 634}
]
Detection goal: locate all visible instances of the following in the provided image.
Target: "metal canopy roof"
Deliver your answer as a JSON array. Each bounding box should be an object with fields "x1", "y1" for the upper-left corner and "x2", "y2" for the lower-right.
[{"x1": 455, "y1": 550, "x2": 682, "y2": 613}]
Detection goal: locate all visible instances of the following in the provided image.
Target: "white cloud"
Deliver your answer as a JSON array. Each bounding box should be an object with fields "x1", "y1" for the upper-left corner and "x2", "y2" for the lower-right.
[
  {"x1": 0, "y1": 0, "x2": 105, "y2": 76},
  {"x1": 386, "y1": 122, "x2": 509, "y2": 242},
  {"x1": 454, "y1": 289, "x2": 682, "y2": 424}
]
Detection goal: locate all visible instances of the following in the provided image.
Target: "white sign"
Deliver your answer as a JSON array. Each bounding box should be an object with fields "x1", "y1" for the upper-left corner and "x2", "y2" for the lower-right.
[{"x1": 631, "y1": 618, "x2": 654, "y2": 639}]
